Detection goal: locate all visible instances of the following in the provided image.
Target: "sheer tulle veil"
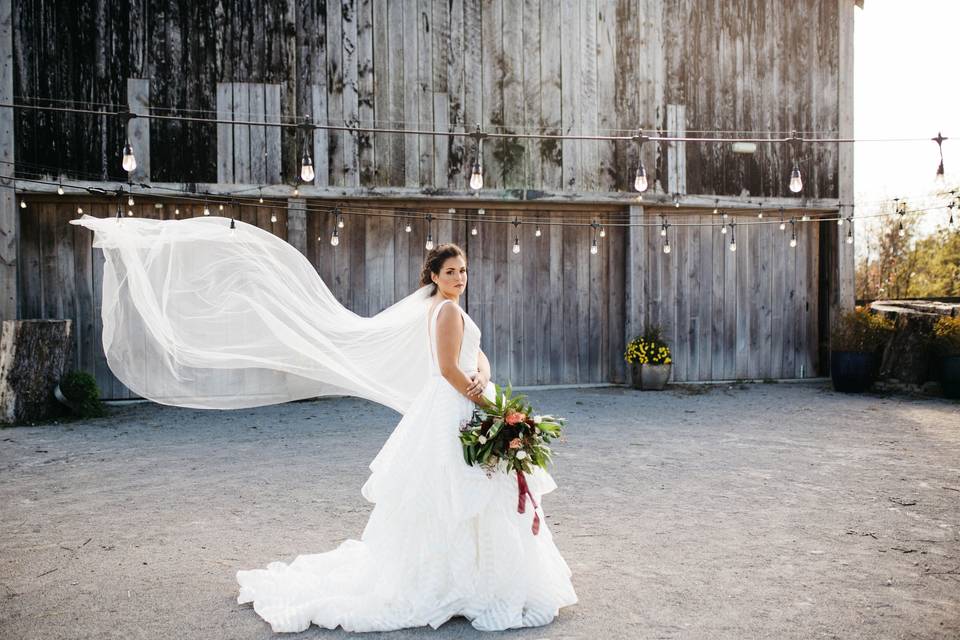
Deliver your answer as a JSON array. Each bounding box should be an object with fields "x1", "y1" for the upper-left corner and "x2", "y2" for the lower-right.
[{"x1": 69, "y1": 214, "x2": 435, "y2": 414}]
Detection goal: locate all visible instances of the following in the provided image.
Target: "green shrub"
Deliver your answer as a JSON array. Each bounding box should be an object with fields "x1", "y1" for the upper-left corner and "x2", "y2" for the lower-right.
[
  {"x1": 58, "y1": 371, "x2": 106, "y2": 418},
  {"x1": 831, "y1": 307, "x2": 894, "y2": 352}
]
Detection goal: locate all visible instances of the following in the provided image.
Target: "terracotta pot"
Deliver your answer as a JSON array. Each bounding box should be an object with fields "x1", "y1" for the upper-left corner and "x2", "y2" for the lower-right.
[{"x1": 640, "y1": 363, "x2": 671, "y2": 390}]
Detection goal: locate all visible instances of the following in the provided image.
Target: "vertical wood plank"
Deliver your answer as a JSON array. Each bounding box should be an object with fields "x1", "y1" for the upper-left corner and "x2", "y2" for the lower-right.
[
  {"x1": 402, "y1": 1, "x2": 420, "y2": 187},
  {"x1": 559, "y1": 0, "x2": 579, "y2": 190},
  {"x1": 249, "y1": 82, "x2": 267, "y2": 183},
  {"x1": 326, "y1": 5, "x2": 345, "y2": 186},
  {"x1": 233, "y1": 83, "x2": 251, "y2": 183},
  {"x1": 480, "y1": 0, "x2": 503, "y2": 189},
  {"x1": 386, "y1": 1, "x2": 406, "y2": 186},
  {"x1": 710, "y1": 219, "x2": 725, "y2": 380},
  {"x1": 416, "y1": 0, "x2": 434, "y2": 187},
  {"x1": 539, "y1": 0, "x2": 562, "y2": 190},
  {"x1": 548, "y1": 218, "x2": 563, "y2": 382},
  {"x1": 216, "y1": 83, "x2": 234, "y2": 183},
  {"x1": 446, "y1": 0, "x2": 466, "y2": 189},
  {"x1": 311, "y1": 84, "x2": 330, "y2": 187},
  {"x1": 265, "y1": 83, "x2": 283, "y2": 184},
  {"x1": 126, "y1": 78, "x2": 150, "y2": 182},
  {"x1": 342, "y1": 0, "x2": 361, "y2": 187},
  {"x1": 372, "y1": 0, "x2": 389, "y2": 186},
  {"x1": 596, "y1": 0, "x2": 617, "y2": 193},
  {"x1": 501, "y1": 0, "x2": 524, "y2": 188},
  {"x1": 521, "y1": 0, "x2": 541, "y2": 192}
]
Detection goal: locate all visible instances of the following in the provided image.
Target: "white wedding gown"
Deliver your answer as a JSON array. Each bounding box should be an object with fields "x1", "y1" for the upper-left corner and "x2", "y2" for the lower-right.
[{"x1": 235, "y1": 298, "x2": 579, "y2": 632}]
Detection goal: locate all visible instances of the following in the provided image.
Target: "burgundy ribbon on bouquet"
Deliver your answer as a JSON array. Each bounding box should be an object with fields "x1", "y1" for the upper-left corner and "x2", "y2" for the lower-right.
[{"x1": 516, "y1": 470, "x2": 541, "y2": 535}]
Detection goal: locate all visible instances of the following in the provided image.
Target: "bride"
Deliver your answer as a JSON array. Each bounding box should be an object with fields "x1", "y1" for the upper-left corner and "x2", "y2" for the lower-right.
[{"x1": 69, "y1": 215, "x2": 577, "y2": 632}]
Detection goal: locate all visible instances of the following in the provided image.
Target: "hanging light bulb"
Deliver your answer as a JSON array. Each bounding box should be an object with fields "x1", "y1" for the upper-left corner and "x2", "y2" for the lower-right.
[
  {"x1": 300, "y1": 151, "x2": 316, "y2": 182},
  {"x1": 673, "y1": 193, "x2": 680, "y2": 208},
  {"x1": 293, "y1": 184, "x2": 300, "y2": 197},
  {"x1": 757, "y1": 206, "x2": 764, "y2": 219},
  {"x1": 722, "y1": 210, "x2": 729, "y2": 220},
  {"x1": 801, "y1": 213, "x2": 810, "y2": 222},
  {"x1": 425, "y1": 234, "x2": 434, "y2": 251},
  {"x1": 590, "y1": 237, "x2": 599, "y2": 255},
  {"x1": 57, "y1": 181, "x2": 64, "y2": 196},
  {"x1": 846, "y1": 224, "x2": 853, "y2": 244},
  {"x1": 721, "y1": 223, "x2": 728, "y2": 235},
  {"x1": 121, "y1": 141, "x2": 137, "y2": 172},
  {"x1": 634, "y1": 162, "x2": 648, "y2": 192},
  {"x1": 513, "y1": 237, "x2": 520, "y2": 254},
  {"x1": 660, "y1": 221, "x2": 667, "y2": 237},
  {"x1": 19, "y1": 199, "x2": 26, "y2": 209},
  {"x1": 258, "y1": 188, "x2": 264, "y2": 204},
  {"x1": 337, "y1": 214, "x2": 344, "y2": 229},
  {"x1": 270, "y1": 213, "x2": 277, "y2": 223},
  {"x1": 779, "y1": 220, "x2": 786, "y2": 231},
  {"x1": 127, "y1": 209, "x2": 134, "y2": 217},
  {"x1": 471, "y1": 226, "x2": 478, "y2": 236},
  {"x1": 76, "y1": 206, "x2": 83, "y2": 214},
  {"x1": 405, "y1": 221, "x2": 412, "y2": 233},
  {"x1": 898, "y1": 220, "x2": 905, "y2": 237},
  {"x1": 174, "y1": 207, "x2": 180, "y2": 216},
  {"x1": 203, "y1": 203, "x2": 210, "y2": 216},
  {"x1": 599, "y1": 225, "x2": 606, "y2": 238},
  {"x1": 535, "y1": 224, "x2": 542, "y2": 238},
  {"x1": 933, "y1": 132, "x2": 946, "y2": 183},
  {"x1": 128, "y1": 194, "x2": 134, "y2": 206},
  {"x1": 218, "y1": 203, "x2": 224, "y2": 212},
  {"x1": 330, "y1": 228, "x2": 340, "y2": 246},
  {"x1": 663, "y1": 236, "x2": 671, "y2": 254},
  {"x1": 729, "y1": 228, "x2": 737, "y2": 252},
  {"x1": 790, "y1": 221, "x2": 798, "y2": 248},
  {"x1": 789, "y1": 163, "x2": 803, "y2": 193},
  {"x1": 837, "y1": 215, "x2": 844, "y2": 226},
  {"x1": 713, "y1": 199, "x2": 719, "y2": 215},
  {"x1": 470, "y1": 161, "x2": 484, "y2": 190}
]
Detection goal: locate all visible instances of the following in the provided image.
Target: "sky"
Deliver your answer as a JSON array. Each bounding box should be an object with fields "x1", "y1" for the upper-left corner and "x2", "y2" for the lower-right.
[{"x1": 854, "y1": 0, "x2": 960, "y2": 239}]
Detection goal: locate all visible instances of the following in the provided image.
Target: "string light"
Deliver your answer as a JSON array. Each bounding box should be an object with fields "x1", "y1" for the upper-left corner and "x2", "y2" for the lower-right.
[
  {"x1": 19, "y1": 198, "x2": 26, "y2": 209},
  {"x1": 121, "y1": 141, "x2": 136, "y2": 172},
  {"x1": 300, "y1": 151, "x2": 315, "y2": 183},
  {"x1": 337, "y1": 212, "x2": 344, "y2": 228},
  {"x1": 425, "y1": 214, "x2": 434, "y2": 250},
  {"x1": 128, "y1": 194, "x2": 134, "y2": 206},
  {"x1": 57, "y1": 179, "x2": 64, "y2": 196},
  {"x1": 729, "y1": 224, "x2": 737, "y2": 252},
  {"x1": 779, "y1": 207, "x2": 786, "y2": 231},
  {"x1": 788, "y1": 131, "x2": 803, "y2": 193},
  {"x1": 76, "y1": 205, "x2": 83, "y2": 214},
  {"x1": 174, "y1": 207, "x2": 180, "y2": 215},
  {"x1": 203, "y1": 201, "x2": 210, "y2": 215},
  {"x1": 512, "y1": 217, "x2": 521, "y2": 254},
  {"x1": 469, "y1": 125, "x2": 485, "y2": 190},
  {"x1": 258, "y1": 188, "x2": 264, "y2": 204},
  {"x1": 790, "y1": 220, "x2": 798, "y2": 248},
  {"x1": 330, "y1": 228, "x2": 340, "y2": 246},
  {"x1": 757, "y1": 204, "x2": 764, "y2": 219},
  {"x1": 662, "y1": 235, "x2": 671, "y2": 254},
  {"x1": 721, "y1": 220, "x2": 728, "y2": 234},
  {"x1": 599, "y1": 225, "x2": 606, "y2": 238},
  {"x1": 713, "y1": 199, "x2": 719, "y2": 215},
  {"x1": 405, "y1": 220, "x2": 412, "y2": 233},
  {"x1": 632, "y1": 130, "x2": 649, "y2": 192},
  {"x1": 270, "y1": 212, "x2": 277, "y2": 223},
  {"x1": 846, "y1": 220, "x2": 853, "y2": 244},
  {"x1": 535, "y1": 224, "x2": 542, "y2": 238},
  {"x1": 673, "y1": 193, "x2": 680, "y2": 208},
  {"x1": 660, "y1": 219, "x2": 668, "y2": 237},
  {"x1": 590, "y1": 236, "x2": 599, "y2": 255}
]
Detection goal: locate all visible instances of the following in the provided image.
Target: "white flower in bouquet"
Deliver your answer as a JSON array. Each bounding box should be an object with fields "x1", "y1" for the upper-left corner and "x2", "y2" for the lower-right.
[
  {"x1": 515, "y1": 450, "x2": 528, "y2": 460},
  {"x1": 478, "y1": 435, "x2": 487, "y2": 444},
  {"x1": 533, "y1": 415, "x2": 543, "y2": 424}
]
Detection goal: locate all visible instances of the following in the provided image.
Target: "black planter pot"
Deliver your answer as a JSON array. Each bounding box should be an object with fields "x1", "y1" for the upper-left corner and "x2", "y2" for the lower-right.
[
  {"x1": 830, "y1": 350, "x2": 879, "y2": 393},
  {"x1": 940, "y1": 355, "x2": 960, "y2": 400}
]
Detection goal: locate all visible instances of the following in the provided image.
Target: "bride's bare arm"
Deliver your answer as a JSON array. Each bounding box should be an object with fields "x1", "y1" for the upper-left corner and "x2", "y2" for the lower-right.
[{"x1": 436, "y1": 304, "x2": 479, "y2": 401}]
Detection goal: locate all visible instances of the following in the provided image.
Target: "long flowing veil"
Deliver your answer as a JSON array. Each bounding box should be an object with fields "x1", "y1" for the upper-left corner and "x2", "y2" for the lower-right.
[{"x1": 69, "y1": 214, "x2": 434, "y2": 414}]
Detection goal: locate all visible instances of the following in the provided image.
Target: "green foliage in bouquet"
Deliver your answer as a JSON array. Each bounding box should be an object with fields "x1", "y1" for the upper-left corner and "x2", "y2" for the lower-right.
[
  {"x1": 932, "y1": 315, "x2": 960, "y2": 356},
  {"x1": 830, "y1": 306, "x2": 894, "y2": 352},
  {"x1": 58, "y1": 371, "x2": 106, "y2": 418},
  {"x1": 624, "y1": 326, "x2": 672, "y2": 365},
  {"x1": 459, "y1": 382, "x2": 564, "y2": 476}
]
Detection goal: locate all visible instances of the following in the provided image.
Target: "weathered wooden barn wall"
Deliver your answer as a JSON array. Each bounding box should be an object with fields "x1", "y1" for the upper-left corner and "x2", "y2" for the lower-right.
[
  {"x1": 627, "y1": 207, "x2": 821, "y2": 382},
  {"x1": 18, "y1": 199, "x2": 630, "y2": 397},
  {"x1": 13, "y1": 0, "x2": 842, "y2": 199}
]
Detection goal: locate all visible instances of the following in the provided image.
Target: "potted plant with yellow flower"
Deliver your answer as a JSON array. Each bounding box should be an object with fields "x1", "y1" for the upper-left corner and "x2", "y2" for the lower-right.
[
  {"x1": 932, "y1": 315, "x2": 960, "y2": 399},
  {"x1": 624, "y1": 326, "x2": 672, "y2": 390},
  {"x1": 830, "y1": 306, "x2": 894, "y2": 393}
]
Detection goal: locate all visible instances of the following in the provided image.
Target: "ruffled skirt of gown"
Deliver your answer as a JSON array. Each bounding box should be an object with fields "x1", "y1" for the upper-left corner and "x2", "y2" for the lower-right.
[{"x1": 235, "y1": 375, "x2": 578, "y2": 632}]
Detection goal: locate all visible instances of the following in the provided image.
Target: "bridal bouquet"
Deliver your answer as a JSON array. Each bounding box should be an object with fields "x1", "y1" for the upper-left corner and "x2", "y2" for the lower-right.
[{"x1": 458, "y1": 383, "x2": 565, "y2": 535}]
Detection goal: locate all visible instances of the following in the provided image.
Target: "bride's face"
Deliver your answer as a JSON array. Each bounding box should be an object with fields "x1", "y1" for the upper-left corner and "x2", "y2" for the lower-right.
[{"x1": 432, "y1": 255, "x2": 467, "y2": 298}]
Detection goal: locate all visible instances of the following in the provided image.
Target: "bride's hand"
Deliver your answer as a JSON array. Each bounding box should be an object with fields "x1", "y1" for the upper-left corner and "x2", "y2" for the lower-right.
[{"x1": 466, "y1": 372, "x2": 489, "y2": 401}]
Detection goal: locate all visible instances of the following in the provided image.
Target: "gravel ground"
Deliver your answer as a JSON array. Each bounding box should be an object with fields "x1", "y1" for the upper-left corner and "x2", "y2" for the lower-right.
[{"x1": 1, "y1": 382, "x2": 958, "y2": 640}]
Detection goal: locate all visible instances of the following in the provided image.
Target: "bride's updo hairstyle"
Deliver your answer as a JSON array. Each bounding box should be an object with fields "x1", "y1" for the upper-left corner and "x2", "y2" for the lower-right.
[{"x1": 419, "y1": 243, "x2": 466, "y2": 295}]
